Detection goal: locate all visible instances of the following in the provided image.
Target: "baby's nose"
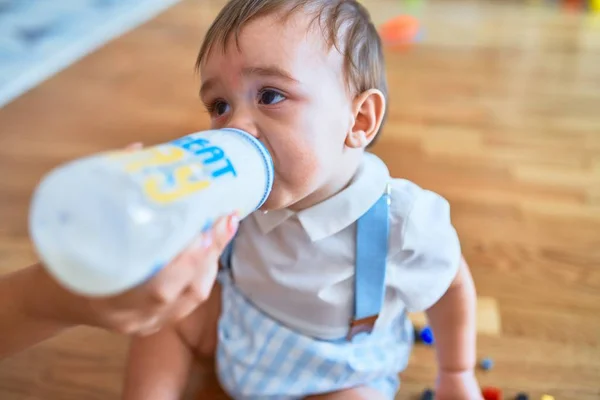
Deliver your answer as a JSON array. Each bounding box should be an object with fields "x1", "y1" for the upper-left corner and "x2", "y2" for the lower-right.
[{"x1": 226, "y1": 111, "x2": 259, "y2": 139}]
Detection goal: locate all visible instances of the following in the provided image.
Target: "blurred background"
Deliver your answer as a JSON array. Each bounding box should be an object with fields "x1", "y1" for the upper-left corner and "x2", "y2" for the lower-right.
[{"x1": 0, "y1": 0, "x2": 599, "y2": 399}]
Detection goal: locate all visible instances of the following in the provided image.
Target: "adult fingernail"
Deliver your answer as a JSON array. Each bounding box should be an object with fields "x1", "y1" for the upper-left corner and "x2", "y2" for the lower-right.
[{"x1": 227, "y1": 214, "x2": 239, "y2": 234}]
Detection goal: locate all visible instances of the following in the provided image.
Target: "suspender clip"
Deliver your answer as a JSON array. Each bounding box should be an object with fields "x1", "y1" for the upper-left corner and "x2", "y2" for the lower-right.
[{"x1": 347, "y1": 315, "x2": 378, "y2": 341}]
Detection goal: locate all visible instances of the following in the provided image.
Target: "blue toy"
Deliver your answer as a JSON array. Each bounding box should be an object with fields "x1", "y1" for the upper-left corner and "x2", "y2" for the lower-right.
[
  {"x1": 419, "y1": 326, "x2": 434, "y2": 345},
  {"x1": 515, "y1": 393, "x2": 529, "y2": 400},
  {"x1": 420, "y1": 388, "x2": 434, "y2": 400},
  {"x1": 480, "y1": 357, "x2": 494, "y2": 370}
]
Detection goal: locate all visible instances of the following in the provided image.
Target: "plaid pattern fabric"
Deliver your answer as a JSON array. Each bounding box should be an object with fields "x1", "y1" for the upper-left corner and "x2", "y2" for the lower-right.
[{"x1": 216, "y1": 272, "x2": 414, "y2": 400}]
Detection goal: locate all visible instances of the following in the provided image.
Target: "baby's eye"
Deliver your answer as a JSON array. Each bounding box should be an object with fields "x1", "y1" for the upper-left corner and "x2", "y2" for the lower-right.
[
  {"x1": 213, "y1": 100, "x2": 230, "y2": 116},
  {"x1": 205, "y1": 99, "x2": 229, "y2": 117},
  {"x1": 258, "y1": 89, "x2": 285, "y2": 105}
]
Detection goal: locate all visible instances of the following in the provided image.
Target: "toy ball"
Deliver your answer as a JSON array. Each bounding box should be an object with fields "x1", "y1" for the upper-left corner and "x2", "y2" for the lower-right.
[
  {"x1": 419, "y1": 326, "x2": 434, "y2": 345},
  {"x1": 482, "y1": 386, "x2": 502, "y2": 400},
  {"x1": 541, "y1": 395, "x2": 555, "y2": 400},
  {"x1": 480, "y1": 357, "x2": 494, "y2": 370},
  {"x1": 420, "y1": 388, "x2": 434, "y2": 400},
  {"x1": 515, "y1": 393, "x2": 529, "y2": 400},
  {"x1": 378, "y1": 15, "x2": 420, "y2": 47}
]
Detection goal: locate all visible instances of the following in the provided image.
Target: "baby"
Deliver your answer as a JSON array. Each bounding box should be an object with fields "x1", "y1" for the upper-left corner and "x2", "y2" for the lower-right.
[{"x1": 122, "y1": 1, "x2": 481, "y2": 399}]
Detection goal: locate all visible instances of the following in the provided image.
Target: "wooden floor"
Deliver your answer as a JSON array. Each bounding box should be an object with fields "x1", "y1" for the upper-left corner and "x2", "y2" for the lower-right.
[{"x1": 1, "y1": 0, "x2": 599, "y2": 399}]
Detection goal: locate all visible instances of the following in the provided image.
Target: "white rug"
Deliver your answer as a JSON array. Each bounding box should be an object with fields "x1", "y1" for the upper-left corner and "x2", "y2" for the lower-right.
[{"x1": 0, "y1": 0, "x2": 182, "y2": 108}]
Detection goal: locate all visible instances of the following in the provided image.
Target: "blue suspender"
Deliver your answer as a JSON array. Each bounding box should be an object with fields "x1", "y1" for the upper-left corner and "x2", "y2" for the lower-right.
[
  {"x1": 347, "y1": 183, "x2": 391, "y2": 340},
  {"x1": 219, "y1": 184, "x2": 391, "y2": 342}
]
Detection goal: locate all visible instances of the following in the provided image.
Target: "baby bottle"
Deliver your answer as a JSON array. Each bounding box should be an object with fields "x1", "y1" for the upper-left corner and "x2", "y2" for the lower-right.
[{"x1": 28, "y1": 128, "x2": 274, "y2": 296}]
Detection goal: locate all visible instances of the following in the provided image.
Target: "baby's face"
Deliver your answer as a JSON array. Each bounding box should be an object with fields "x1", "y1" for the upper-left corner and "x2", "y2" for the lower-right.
[{"x1": 199, "y1": 11, "x2": 357, "y2": 211}]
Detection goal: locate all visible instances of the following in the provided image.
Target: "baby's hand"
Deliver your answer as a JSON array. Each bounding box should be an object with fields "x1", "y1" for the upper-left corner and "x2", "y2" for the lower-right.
[{"x1": 435, "y1": 369, "x2": 482, "y2": 400}]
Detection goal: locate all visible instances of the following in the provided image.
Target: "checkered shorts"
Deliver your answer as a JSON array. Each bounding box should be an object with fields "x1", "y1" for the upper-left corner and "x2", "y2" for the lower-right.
[{"x1": 215, "y1": 272, "x2": 414, "y2": 400}]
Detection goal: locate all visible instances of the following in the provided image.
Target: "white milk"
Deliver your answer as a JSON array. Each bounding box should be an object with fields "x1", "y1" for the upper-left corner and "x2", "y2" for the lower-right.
[{"x1": 29, "y1": 128, "x2": 274, "y2": 296}]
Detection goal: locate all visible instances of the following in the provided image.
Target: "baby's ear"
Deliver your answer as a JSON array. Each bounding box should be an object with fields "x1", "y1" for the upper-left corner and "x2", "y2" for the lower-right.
[{"x1": 345, "y1": 89, "x2": 386, "y2": 149}]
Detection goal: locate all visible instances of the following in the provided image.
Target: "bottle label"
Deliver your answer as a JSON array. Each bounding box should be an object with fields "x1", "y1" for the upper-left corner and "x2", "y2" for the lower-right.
[{"x1": 107, "y1": 135, "x2": 237, "y2": 205}]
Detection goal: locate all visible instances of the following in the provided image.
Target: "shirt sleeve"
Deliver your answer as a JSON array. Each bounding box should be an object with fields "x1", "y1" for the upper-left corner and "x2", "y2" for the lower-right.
[{"x1": 388, "y1": 185, "x2": 462, "y2": 313}]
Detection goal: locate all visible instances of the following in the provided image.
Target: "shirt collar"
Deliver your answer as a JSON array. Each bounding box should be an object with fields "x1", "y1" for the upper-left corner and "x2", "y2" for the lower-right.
[{"x1": 253, "y1": 152, "x2": 390, "y2": 242}]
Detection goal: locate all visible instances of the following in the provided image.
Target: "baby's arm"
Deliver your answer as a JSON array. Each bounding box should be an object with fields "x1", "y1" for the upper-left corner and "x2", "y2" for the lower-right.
[
  {"x1": 122, "y1": 281, "x2": 221, "y2": 400},
  {"x1": 393, "y1": 185, "x2": 480, "y2": 398},
  {"x1": 122, "y1": 327, "x2": 194, "y2": 400},
  {"x1": 425, "y1": 256, "x2": 481, "y2": 399}
]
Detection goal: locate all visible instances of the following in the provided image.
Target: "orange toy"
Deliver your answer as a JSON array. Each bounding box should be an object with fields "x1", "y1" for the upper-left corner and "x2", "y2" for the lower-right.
[{"x1": 378, "y1": 15, "x2": 420, "y2": 50}]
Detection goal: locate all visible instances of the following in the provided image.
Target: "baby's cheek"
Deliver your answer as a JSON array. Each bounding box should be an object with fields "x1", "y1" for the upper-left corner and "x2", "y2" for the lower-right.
[
  {"x1": 267, "y1": 131, "x2": 325, "y2": 201},
  {"x1": 277, "y1": 158, "x2": 316, "y2": 193},
  {"x1": 292, "y1": 150, "x2": 322, "y2": 187}
]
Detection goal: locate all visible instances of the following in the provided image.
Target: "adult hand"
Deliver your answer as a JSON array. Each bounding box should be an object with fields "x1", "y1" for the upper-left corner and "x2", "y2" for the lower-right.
[
  {"x1": 74, "y1": 142, "x2": 238, "y2": 335},
  {"x1": 0, "y1": 142, "x2": 238, "y2": 359}
]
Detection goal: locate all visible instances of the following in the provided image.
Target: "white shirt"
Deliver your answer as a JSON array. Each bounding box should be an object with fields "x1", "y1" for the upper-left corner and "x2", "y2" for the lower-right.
[{"x1": 229, "y1": 152, "x2": 461, "y2": 340}]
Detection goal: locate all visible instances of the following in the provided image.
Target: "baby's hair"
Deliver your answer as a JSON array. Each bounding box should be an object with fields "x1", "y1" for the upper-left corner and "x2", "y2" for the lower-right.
[{"x1": 196, "y1": 0, "x2": 388, "y2": 145}]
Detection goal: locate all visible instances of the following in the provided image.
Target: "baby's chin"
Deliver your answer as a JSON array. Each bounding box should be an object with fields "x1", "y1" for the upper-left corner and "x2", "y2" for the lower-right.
[
  {"x1": 258, "y1": 183, "x2": 308, "y2": 212},
  {"x1": 257, "y1": 174, "x2": 327, "y2": 212},
  {"x1": 258, "y1": 191, "x2": 296, "y2": 212}
]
